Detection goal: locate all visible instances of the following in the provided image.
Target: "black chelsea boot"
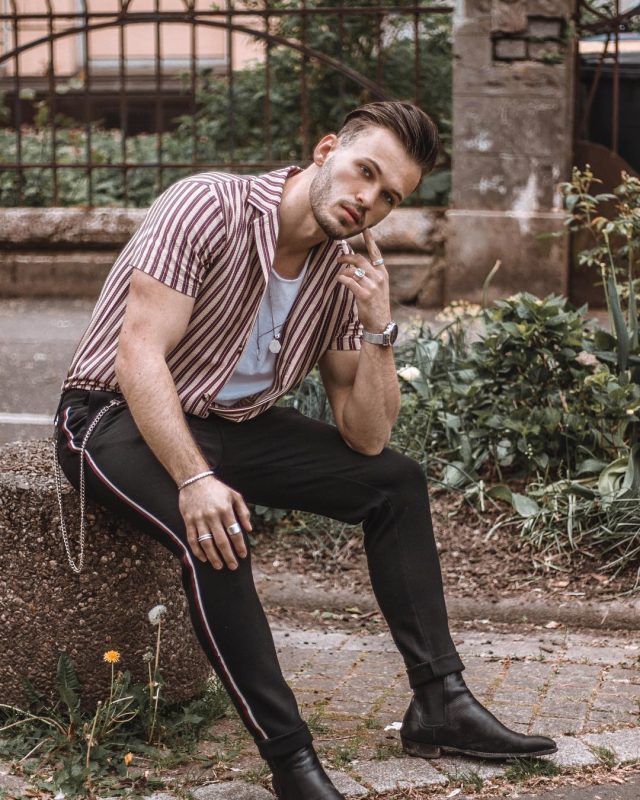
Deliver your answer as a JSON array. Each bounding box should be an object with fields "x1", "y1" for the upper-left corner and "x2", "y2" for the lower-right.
[
  {"x1": 401, "y1": 672, "x2": 557, "y2": 760},
  {"x1": 267, "y1": 744, "x2": 345, "y2": 799}
]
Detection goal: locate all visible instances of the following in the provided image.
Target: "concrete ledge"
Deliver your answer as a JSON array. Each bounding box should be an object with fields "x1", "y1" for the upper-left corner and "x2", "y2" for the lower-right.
[
  {"x1": 254, "y1": 569, "x2": 640, "y2": 632},
  {"x1": 0, "y1": 207, "x2": 446, "y2": 300}
]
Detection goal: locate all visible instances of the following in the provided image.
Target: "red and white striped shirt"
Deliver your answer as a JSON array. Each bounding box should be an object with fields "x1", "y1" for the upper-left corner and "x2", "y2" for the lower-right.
[{"x1": 63, "y1": 166, "x2": 362, "y2": 422}]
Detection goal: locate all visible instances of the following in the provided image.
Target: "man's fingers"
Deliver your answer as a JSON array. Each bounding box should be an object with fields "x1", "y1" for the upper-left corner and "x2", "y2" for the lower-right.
[
  {"x1": 194, "y1": 520, "x2": 225, "y2": 570},
  {"x1": 336, "y1": 272, "x2": 372, "y2": 297},
  {"x1": 233, "y1": 493, "x2": 253, "y2": 534},
  {"x1": 186, "y1": 520, "x2": 208, "y2": 563},
  {"x1": 221, "y1": 505, "x2": 249, "y2": 560},
  {"x1": 362, "y1": 228, "x2": 383, "y2": 266},
  {"x1": 208, "y1": 517, "x2": 239, "y2": 570}
]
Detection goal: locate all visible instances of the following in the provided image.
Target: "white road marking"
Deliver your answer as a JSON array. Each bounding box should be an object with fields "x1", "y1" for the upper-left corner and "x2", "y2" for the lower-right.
[{"x1": 0, "y1": 412, "x2": 52, "y2": 425}]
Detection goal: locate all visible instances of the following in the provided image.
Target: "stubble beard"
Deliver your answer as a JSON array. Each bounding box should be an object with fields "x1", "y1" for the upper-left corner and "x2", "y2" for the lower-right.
[{"x1": 309, "y1": 159, "x2": 350, "y2": 240}]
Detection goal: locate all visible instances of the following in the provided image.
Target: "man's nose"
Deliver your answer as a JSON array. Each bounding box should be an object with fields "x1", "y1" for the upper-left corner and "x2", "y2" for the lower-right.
[{"x1": 355, "y1": 188, "x2": 374, "y2": 210}]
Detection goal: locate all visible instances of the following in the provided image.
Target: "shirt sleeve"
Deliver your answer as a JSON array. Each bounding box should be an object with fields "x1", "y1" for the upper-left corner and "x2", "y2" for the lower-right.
[
  {"x1": 126, "y1": 178, "x2": 225, "y2": 297},
  {"x1": 327, "y1": 292, "x2": 363, "y2": 351}
]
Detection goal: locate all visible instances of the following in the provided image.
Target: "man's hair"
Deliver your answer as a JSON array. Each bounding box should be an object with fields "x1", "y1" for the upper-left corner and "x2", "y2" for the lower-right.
[{"x1": 337, "y1": 101, "x2": 440, "y2": 176}]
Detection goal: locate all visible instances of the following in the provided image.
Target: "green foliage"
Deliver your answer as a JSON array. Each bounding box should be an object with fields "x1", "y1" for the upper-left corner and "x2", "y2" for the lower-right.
[
  {"x1": 503, "y1": 757, "x2": 560, "y2": 782},
  {"x1": 393, "y1": 294, "x2": 640, "y2": 488},
  {"x1": 0, "y1": 650, "x2": 231, "y2": 798}
]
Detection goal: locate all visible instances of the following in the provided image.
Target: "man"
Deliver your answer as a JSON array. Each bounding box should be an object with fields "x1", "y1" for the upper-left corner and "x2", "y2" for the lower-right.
[{"x1": 55, "y1": 102, "x2": 556, "y2": 800}]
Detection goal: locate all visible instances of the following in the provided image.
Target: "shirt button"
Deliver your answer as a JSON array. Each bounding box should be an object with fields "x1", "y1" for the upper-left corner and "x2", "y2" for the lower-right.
[{"x1": 202, "y1": 392, "x2": 211, "y2": 402}]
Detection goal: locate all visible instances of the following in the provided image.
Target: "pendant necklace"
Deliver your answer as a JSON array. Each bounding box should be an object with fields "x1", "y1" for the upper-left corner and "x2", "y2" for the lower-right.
[{"x1": 256, "y1": 272, "x2": 283, "y2": 355}]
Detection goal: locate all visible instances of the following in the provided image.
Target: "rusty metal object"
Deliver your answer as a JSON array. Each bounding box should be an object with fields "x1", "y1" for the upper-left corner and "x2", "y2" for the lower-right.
[{"x1": 0, "y1": 2, "x2": 453, "y2": 206}]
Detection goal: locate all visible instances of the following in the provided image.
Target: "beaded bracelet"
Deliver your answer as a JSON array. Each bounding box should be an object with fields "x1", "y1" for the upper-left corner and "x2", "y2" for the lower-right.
[{"x1": 177, "y1": 470, "x2": 215, "y2": 492}]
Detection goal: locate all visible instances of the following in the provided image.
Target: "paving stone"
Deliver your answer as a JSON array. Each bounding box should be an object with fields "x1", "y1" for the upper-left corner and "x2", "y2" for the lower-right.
[
  {"x1": 324, "y1": 768, "x2": 369, "y2": 797},
  {"x1": 434, "y1": 755, "x2": 506, "y2": 780},
  {"x1": 584, "y1": 728, "x2": 640, "y2": 763},
  {"x1": 148, "y1": 793, "x2": 178, "y2": 800},
  {"x1": 545, "y1": 736, "x2": 599, "y2": 768},
  {"x1": 353, "y1": 756, "x2": 447, "y2": 792},
  {"x1": 191, "y1": 780, "x2": 273, "y2": 799},
  {"x1": 0, "y1": 765, "x2": 29, "y2": 797}
]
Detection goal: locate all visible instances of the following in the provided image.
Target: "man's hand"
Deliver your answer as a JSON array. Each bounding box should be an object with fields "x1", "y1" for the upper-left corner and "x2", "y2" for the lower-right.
[
  {"x1": 335, "y1": 228, "x2": 391, "y2": 332},
  {"x1": 179, "y1": 475, "x2": 251, "y2": 570}
]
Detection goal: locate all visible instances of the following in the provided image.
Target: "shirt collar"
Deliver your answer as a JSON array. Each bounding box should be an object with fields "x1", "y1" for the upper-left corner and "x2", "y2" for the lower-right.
[{"x1": 247, "y1": 165, "x2": 303, "y2": 215}]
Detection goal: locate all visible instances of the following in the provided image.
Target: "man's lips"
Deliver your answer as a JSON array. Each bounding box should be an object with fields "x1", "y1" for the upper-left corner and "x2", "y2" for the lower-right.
[{"x1": 341, "y1": 205, "x2": 361, "y2": 225}]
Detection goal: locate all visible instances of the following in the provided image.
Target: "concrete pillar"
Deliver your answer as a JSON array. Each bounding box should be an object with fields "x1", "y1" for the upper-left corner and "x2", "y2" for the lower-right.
[{"x1": 446, "y1": 0, "x2": 577, "y2": 303}]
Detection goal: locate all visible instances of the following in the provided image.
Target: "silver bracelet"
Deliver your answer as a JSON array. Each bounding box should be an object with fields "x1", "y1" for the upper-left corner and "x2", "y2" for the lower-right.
[{"x1": 177, "y1": 470, "x2": 215, "y2": 491}]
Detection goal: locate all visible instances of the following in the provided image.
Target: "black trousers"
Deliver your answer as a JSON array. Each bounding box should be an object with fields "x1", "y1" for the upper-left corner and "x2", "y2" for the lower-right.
[{"x1": 55, "y1": 388, "x2": 464, "y2": 759}]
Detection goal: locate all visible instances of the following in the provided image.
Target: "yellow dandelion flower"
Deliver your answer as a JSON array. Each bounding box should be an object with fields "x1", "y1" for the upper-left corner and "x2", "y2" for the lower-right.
[
  {"x1": 124, "y1": 752, "x2": 134, "y2": 766},
  {"x1": 103, "y1": 650, "x2": 121, "y2": 664}
]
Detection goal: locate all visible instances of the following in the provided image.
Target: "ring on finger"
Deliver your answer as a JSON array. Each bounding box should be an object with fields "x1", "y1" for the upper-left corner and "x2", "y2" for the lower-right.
[
  {"x1": 372, "y1": 258, "x2": 385, "y2": 267},
  {"x1": 354, "y1": 267, "x2": 366, "y2": 280},
  {"x1": 197, "y1": 533, "x2": 214, "y2": 542},
  {"x1": 227, "y1": 522, "x2": 242, "y2": 536}
]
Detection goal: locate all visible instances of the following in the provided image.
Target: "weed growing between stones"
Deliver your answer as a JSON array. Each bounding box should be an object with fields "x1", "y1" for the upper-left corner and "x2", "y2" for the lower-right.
[
  {"x1": 0, "y1": 606, "x2": 231, "y2": 798},
  {"x1": 457, "y1": 769, "x2": 484, "y2": 792},
  {"x1": 590, "y1": 744, "x2": 618, "y2": 768},
  {"x1": 503, "y1": 756, "x2": 560, "y2": 782}
]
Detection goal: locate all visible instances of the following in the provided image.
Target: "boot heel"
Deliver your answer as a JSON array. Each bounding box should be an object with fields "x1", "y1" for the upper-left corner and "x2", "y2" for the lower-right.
[{"x1": 401, "y1": 737, "x2": 441, "y2": 759}]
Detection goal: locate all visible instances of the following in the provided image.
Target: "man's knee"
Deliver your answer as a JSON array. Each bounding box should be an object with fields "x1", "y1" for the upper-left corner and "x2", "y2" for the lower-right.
[{"x1": 365, "y1": 448, "x2": 427, "y2": 498}]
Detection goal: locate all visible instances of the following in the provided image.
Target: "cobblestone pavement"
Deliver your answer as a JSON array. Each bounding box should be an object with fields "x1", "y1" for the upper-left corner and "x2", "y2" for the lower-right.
[{"x1": 1, "y1": 622, "x2": 638, "y2": 799}]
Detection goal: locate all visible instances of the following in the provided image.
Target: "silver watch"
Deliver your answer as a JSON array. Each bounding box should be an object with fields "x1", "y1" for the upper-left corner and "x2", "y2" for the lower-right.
[{"x1": 362, "y1": 321, "x2": 399, "y2": 347}]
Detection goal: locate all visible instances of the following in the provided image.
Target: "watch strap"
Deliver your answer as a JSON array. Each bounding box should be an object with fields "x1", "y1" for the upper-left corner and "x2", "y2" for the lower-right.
[{"x1": 362, "y1": 322, "x2": 396, "y2": 346}]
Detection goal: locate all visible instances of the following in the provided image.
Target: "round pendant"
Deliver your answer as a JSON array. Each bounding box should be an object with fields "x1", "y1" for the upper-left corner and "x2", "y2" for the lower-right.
[{"x1": 268, "y1": 338, "x2": 282, "y2": 354}]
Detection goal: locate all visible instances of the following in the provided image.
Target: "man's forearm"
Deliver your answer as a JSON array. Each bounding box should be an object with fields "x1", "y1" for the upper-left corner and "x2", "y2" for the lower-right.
[
  {"x1": 116, "y1": 353, "x2": 210, "y2": 486},
  {"x1": 341, "y1": 342, "x2": 401, "y2": 455}
]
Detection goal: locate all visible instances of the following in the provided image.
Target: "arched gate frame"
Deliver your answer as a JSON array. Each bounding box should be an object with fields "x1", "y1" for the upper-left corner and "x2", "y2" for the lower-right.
[{"x1": 0, "y1": 1, "x2": 453, "y2": 205}]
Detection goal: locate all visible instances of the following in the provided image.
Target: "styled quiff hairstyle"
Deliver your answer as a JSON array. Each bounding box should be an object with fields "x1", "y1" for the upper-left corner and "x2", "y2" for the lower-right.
[{"x1": 337, "y1": 101, "x2": 440, "y2": 177}]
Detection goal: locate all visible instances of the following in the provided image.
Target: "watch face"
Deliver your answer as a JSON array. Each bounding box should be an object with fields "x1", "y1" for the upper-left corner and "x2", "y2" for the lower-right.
[{"x1": 388, "y1": 322, "x2": 399, "y2": 344}]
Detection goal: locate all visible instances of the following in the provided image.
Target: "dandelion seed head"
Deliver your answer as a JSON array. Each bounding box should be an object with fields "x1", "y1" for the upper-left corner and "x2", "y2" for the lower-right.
[{"x1": 148, "y1": 604, "x2": 167, "y2": 625}]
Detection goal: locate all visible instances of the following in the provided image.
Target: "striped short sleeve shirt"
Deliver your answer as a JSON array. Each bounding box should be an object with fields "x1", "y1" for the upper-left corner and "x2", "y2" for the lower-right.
[{"x1": 62, "y1": 166, "x2": 362, "y2": 422}]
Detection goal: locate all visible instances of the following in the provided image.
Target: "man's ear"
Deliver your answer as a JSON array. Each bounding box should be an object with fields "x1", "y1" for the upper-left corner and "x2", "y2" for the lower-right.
[{"x1": 313, "y1": 133, "x2": 338, "y2": 166}]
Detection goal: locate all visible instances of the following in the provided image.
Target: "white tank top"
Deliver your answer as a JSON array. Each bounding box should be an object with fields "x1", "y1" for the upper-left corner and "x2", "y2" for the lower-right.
[{"x1": 214, "y1": 258, "x2": 310, "y2": 405}]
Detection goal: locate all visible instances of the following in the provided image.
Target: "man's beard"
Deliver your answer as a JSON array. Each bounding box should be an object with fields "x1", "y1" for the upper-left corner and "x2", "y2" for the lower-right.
[{"x1": 309, "y1": 158, "x2": 353, "y2": 240}]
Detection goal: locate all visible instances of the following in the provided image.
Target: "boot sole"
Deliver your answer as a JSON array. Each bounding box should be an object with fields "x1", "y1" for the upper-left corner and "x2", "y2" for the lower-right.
[{"x1": 401, "y1": 736, "x2": 558, "y2": 761}]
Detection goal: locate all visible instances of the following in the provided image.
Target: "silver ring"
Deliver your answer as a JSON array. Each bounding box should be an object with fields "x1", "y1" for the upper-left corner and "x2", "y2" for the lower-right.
[
  {"x1": 372, "y1": 258, "x2": 385, "y2": 266},
  {"x1": 227, "y1": 522, "x2": 242, "y2": 536},
  {"x1": 354, "y1": 267, "x2": 366, "y2": 280},
  {"x1": 197, "y1": 533, "x2": 214, "y2": 542}
]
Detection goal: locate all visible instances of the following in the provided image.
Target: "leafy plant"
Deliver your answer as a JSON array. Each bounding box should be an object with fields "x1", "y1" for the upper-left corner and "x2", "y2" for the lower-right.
[{"x1": 0, "y1": 611, "x2": 231, "y2": 797}]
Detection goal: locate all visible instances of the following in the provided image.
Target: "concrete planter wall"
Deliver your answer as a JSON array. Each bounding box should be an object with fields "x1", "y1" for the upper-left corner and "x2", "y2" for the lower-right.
[
  {"x1": 0, "y1": 439, "x2": 211, "y2": 708},
  {"x1": 0, "y1": 206, "x2": 448, "y2": 307}
]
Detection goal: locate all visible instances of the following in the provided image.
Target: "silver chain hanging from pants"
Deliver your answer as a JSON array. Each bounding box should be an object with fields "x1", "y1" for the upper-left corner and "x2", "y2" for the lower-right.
[{"x1": 53, "y1": 398, "x2": 123, "y2": 574}]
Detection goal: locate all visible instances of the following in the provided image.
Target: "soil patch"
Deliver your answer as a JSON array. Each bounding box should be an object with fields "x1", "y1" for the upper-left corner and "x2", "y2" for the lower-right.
[{"x1": 251, "y1": 488, "x2": 639, "y2": 611}]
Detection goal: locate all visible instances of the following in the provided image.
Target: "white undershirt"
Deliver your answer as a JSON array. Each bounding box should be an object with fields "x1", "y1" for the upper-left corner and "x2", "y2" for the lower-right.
[{"x1": 214, "y1": 258, "x2": 310, "y2": 405}]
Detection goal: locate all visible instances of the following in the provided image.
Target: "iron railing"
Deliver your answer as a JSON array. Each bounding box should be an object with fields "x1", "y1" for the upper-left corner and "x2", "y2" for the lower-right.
[
  {"x1": 576, "y1": 0, "x2": 640, "y2": 159},
  {"x1": 0, "y1": 1, "x2": 453, "y2": 206}
]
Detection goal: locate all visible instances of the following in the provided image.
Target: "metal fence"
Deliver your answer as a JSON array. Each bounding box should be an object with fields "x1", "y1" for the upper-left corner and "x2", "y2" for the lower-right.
[
  {"x1": 0, "y1": 1, "x2": 453, "y2": 206},
  {"x1": 577, "y1": 0, "x2": 640, "y2": 162}
]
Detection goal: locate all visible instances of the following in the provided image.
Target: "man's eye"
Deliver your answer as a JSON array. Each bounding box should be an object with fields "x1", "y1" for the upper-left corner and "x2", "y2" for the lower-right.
[
  {"x1": 383, "y1": 193, "x2": 394, "y2": 205},
  {"x1": 360, "y1": 165, "x2": 371, "y2": 177}
]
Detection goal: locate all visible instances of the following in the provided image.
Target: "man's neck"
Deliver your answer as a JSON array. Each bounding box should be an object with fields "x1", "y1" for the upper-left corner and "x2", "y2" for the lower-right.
[{"x1": 277, "y1": 167, "x2": 329, "y2": 259}]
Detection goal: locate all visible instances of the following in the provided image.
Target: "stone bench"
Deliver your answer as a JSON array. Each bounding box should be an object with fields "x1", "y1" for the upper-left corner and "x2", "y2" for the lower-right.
[{"x1": 0, "y1": 438, "x2": 210, "y2": 707}]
